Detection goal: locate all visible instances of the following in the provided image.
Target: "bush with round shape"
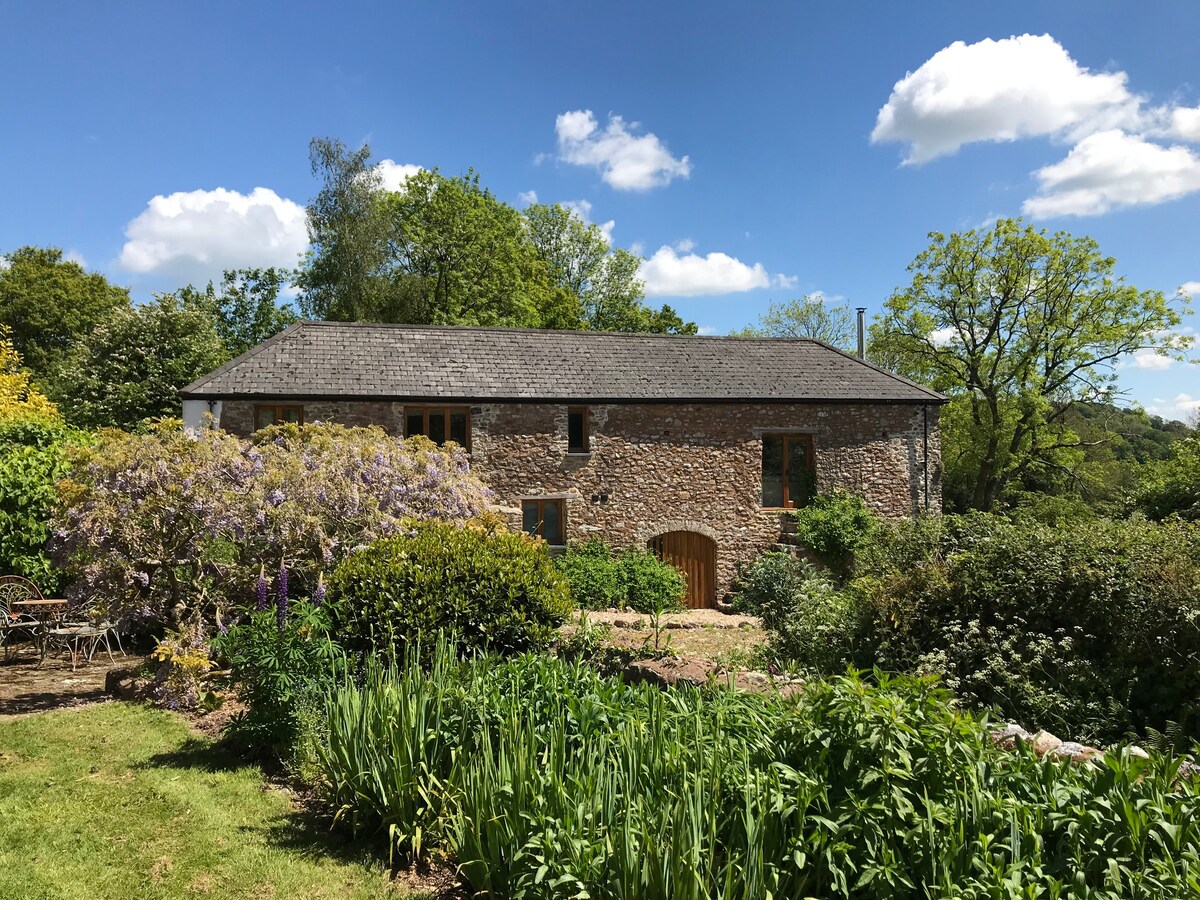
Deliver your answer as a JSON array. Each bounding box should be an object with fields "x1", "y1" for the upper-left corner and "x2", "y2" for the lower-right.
[
  {"x1": 555, "y1": 538, "x2": 685, "y2": 613},
  {"x1": 328, "y1": 520, "x2": 571, "y2": 658}
]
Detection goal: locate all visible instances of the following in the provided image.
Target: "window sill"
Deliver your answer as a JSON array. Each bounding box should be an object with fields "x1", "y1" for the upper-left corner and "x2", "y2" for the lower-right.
[{"x1": 565, "y1": 450, "x2": 592, "y2": 457}]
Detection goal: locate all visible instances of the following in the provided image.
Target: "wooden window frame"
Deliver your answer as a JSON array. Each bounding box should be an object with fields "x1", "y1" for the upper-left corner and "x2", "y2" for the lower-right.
[
  {"x1": 404, "y1": 406, "x2": 472, "y2": 451},
  {"x1": 761, "y1": 433, "x2": 817, "y2": 510},
  {"x1": 254, "y1": 403, "x2": 305, "y2": 430},
  {"x1": 567, "y1": 406, "x2": 590, "y2": 454},
  {"x1": 522, "y1": 498, "x2": 565, "y2": 546}
]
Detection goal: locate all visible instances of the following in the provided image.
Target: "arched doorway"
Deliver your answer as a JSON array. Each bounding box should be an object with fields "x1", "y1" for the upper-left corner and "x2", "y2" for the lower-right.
[{"x1": 647, "y1": 531, "x2": 716, "y2": 609}]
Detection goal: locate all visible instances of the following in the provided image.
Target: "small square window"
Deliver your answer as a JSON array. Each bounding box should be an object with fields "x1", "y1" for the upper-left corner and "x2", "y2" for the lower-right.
[
  {"x1": 567, "y1": 407, "x2": 589, "y2": 453},
  {"x1": 522, "y1": 498, "x2": 565, "y2": 545}
]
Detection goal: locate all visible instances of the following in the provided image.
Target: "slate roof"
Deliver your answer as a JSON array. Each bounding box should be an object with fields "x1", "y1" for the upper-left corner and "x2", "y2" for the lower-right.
[{"x1": 181, "y1": 321, "x2": 945, "y2": 404}]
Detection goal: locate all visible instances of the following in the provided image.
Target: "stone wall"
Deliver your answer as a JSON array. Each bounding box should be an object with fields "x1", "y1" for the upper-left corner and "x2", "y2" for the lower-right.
[{"x1": 217, "y1": 398, "x2": 942, "y2": 598}]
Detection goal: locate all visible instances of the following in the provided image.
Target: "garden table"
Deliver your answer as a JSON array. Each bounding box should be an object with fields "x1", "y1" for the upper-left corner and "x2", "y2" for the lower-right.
[{"x1": 11, "y1": 599, "x2": 69, "y2": 663}]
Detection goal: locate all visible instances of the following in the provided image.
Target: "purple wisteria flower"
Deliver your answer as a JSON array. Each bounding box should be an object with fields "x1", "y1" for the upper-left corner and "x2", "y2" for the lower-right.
[{"x1": 267, "y1": 489, "x2": 286, "y2": 507}]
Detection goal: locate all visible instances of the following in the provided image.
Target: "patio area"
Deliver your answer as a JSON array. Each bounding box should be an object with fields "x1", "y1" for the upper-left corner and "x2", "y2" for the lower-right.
[{"x1": 0, "y1": 652, "x2": 143, "y2": 716}]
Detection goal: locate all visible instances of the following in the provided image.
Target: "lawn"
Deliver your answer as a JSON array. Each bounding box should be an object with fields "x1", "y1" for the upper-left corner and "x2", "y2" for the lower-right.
[{"x1": 0, "y1": 703, "x2": 410, "y2": 900}]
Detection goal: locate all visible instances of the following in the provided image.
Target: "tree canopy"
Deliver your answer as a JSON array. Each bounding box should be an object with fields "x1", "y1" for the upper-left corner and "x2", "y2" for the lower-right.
[
  {"x1": 870, "y1": 219, "x2": 1193, "y2": 511},
  {"x1": 176, "y1": 267, "x2": 298, "y2": 357},
  {"x1": 734, "y1": 295, "x2": 855, "y2": 347},
  {"x1": 0, "y1": 246, "x2": 131, "y2": 378},
  {"x1": 46, "y1": 295, "x2": 228, "y2": 430},
  {"x1": 297, "y1": 137, "x2": 696, "y2": 334}
]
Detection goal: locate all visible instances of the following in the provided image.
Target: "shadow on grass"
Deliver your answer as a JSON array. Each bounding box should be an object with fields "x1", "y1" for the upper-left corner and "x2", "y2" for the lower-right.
[{"x1": 139, "y1": 734, "x2": 253, "y2": 773}]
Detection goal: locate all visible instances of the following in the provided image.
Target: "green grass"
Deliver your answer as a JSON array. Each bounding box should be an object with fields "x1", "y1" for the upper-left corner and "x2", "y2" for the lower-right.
[{"x1": 0, "y1": 703, "x2": 406, "y2": 900}]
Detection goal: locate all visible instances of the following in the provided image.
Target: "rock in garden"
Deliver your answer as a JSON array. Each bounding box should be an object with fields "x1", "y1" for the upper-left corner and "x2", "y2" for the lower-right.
[
  {"x1": 1030, "y1": 730, "x2": 1062, "y2": 756},
  {"x1": 990, "y1": 724, "x2": 1031, "y2": 749}
]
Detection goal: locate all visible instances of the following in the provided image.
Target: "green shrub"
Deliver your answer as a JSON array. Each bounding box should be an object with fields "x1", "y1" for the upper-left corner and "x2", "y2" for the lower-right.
[
  {"x1": 556, "y1": 538, "x2": 686, "y2": 613},
  {"x1": 735, "y1": 551, "x2": 865, "y2": 674},
  {"x1": 327, "y1": 520, "x2": 571, "y2": 658},
  {"x1": 322, "y1": 641, "x2": 1200, "y2": 899},
  {"x1": 0, "y1": 418, "x2": 79, "y2": 593},
  {"x1": 854, "y1": 513, "x2": 1200, "y2": 744},
  {"x1": 213, "y1": 601, "x2": 341, "y2": 769},
  {"x1": 791, "y1": 489, "x2": 879, "y2": 579}
]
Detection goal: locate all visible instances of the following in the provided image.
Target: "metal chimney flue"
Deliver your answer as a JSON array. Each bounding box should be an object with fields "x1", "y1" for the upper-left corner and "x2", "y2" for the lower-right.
[{"x1": 856, "y1": 307, "x2": 866, "y2": 360}]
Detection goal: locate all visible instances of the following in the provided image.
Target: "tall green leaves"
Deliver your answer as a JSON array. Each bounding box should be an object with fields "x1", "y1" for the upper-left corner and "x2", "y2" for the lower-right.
[
  {"x1": 870, "y1": 219, "x2": 1193, "y2": 511},
  {"x1": 322, "y1": 644, "x2": 1200, "y2": 898}
]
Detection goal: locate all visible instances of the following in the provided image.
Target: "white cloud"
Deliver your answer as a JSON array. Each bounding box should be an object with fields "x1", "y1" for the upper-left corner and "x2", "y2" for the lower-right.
[
  {"x1": 1178, "y1": 281, "x2": 1200, "y2": 297},
  {"x1": 1170, "y1": 107, "x2": 1200, "y2": 142},
  {"x1": 555, "y1": 109, "x2": 691, "y2": 190},
  {"x1": 64, "y1": 249, "x2": 88, "y2": 268},
  {"x1": 674, "y1": 238, "x2": 696, "y2": 253},
  {"x1": 1023, "y1": 130, "x2": 1200, "y2": 217},
  {"x1": 930, "y1": 326, "x2": 958, "y2": 346},
  {"x1": 697, "y1": 325, "x2": 719, "y2": 336},
  {"x1": 772, "y1": 274, "x2": 799, "y2": 290},
  {"x1": 1130, "y1": 348, "x2": 1175, "y2": 370},
  {"x1": 1146, "y1": 393, "x2": 1200, "y2": 421},
  {"x1": 118, "y1": 187, "x2": 308, "y2": 283},
  {"x1": 517, "y1": 189, "x2": 539, "y2": 206},
  {"x1": 872, "y1": 34, "x2": 1139, "y2": 164},
  {"x1": 561, "y1": 199, "x2": 615, "y2": 245},
  {"x1": 374, "y1": 159, "x2": 422, "y2": 192},
  {"x1": 873, "y1": 33, "x2": 1200, "y2": 219},
  {"x1": 639, "y1": 246, "x2": 775, "y2": 297}
]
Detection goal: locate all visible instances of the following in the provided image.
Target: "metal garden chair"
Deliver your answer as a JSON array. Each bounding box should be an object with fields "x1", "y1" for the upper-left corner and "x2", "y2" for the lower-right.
[{"x1": 0, "y1": 575, "x2": 47, "y2": 659}]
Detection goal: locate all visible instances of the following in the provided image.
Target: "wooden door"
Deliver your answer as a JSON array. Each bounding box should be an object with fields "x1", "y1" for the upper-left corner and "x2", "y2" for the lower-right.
[{"x1": 647, "y1": 531, "x2": 716, "y2": 609}]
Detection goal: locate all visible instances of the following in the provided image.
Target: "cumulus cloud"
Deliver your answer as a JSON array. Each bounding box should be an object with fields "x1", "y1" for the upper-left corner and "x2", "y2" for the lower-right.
[
  {"x1": 64, "y1": 249, "x2": 88, "y2": 268},
  {"x1": 872, "y1": 34, "x2": 1139, "y2": 164},
  {"x1": 1147, "y1": 393, "x2": 1200, "y2": 421},
  {"x1": 561, "y1": 199, "x2": 615, "y2": 245},
  {"x1": 374, "y1": 159, "x2": 422, "y2": 192},
  {"x1": 640, "y1": 246, "x2": 784, "y2": 297},
  {"x1": 555, "y1": 109, "x2": 691, "y2": 190},
  {"x1": 1129, "y1": 348, "x2": 1175, "y2": 370},
  {"x1": 118, "y1": 187, "x2": 308, "y2": 283},
  {"x1": 1178, "y1": 281, "x2": 1200, "y2": 297},
  {"x1": 930, "y1": 326, "x2": 959, "y2": 346},
  {"x1": 873, "y1": 33, "x2": 1200, "y2": 217},
  {"x1": 697, "y1": 325, "x2": 719, "y2": 336},
  {"x1": 674, "y1": 238, "x2": 696, "y2": 253},
  {"x1": 1022, "y1": 130, "x2": 1200, "y2": 217},
  {"x1": 517, "y1": 189, "x2": 539, "y2": 206},
  {"x1": 772, "y1": 274, "x2": 800, "y2": 290}
]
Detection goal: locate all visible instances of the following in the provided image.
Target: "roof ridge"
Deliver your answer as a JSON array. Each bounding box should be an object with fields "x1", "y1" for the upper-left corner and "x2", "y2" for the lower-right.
[{"x1": 296, "y1": 320, "x2": 827, "y2": 342}]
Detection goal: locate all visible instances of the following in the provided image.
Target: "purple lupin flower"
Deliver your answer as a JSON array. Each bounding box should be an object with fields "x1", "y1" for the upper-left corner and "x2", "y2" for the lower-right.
[
  {"x1": 276, "y1": 561, "x2": 289, "y2": 633},
  {"x1": 255, "y1": 566, "x2": 269, "y2": 611},
  {"x1": 312, "y1": 573, "x2": 327, "y2": 606}
]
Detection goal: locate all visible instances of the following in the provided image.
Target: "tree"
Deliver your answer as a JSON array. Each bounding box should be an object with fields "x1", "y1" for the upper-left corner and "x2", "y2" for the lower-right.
[
  {"x1": 0, "y1": 246, "x2": 131, "y2": 378},
  {"x1": 177, "y1": 267, "x2": 298, "y2": 356},
  {"x1": 733, "y1": 295, "x2": 855, "y2": 347},
  {"x1": 297, "y1": 137, "x2": 401, "y2": 322},
  {"x1": 0, "y1": 325, "x2": 59, "y2": 424},
  {"x1": 383, "y1": 168, "x2": 555, "y2": 327},
  {"x1": 524, "y1": 203, "x2": 697, "y2": 333},
  {"x1": 870, "y1": 219, "x2": 1192, "y2": 511},
  {"x1": 46, "y1": 295, "x2": 228, "y2": 430}
]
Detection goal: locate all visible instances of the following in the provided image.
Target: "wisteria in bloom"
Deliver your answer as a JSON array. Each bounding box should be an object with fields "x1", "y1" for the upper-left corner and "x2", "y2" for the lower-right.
[{"x1": 52, "y1": 422, "x2": 492, "y2": 628}]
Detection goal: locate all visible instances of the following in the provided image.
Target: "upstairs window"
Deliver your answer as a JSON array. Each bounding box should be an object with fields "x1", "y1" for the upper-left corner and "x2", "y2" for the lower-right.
[
  {"x1": 567, "y1": 406, "x2": 590, "y2": 453},
  {"x1": 522, "y1": 498, "x2": 564, "y2": 545},
  {"x1": 761, "y1": 433, "x2": 816, "y2": 508},
  {"x1": 254, "y1": 404, "x2": 304, "y2": 430},
  {"x1": 406, "y1": 406, "x2": 470, "y2": 449}
]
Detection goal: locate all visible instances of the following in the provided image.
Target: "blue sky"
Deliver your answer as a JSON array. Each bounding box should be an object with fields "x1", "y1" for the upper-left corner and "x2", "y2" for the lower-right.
[{"x1": 1, "y1": 1, "x2": 1197, "y2": 419}]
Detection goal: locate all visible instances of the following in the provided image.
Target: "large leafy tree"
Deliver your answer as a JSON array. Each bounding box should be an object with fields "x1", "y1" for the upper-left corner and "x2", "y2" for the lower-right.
[
  {"x1": 0, "y1": 246, "x2": 131, "y2": 378},
  {"x1": 383, "y1": 168, "x2": 555, "y2": 327},
  {"x1": 870, "y1": 219, "x2": 1192, "y2": 511},
  {"x1": 524, "y1": 203, "x2": 696, "y2": 333},
  {"x1": 47, "y1": 295, "x2": 228, "y2": 430},
  {"x1": 734, "y1": 295, "x2": 855, "y2": 347},
  {"x1": 176, "y1": 267, "x2": 298, "y2": 356}
]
